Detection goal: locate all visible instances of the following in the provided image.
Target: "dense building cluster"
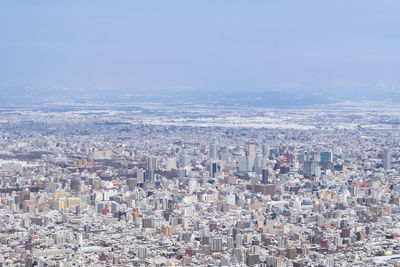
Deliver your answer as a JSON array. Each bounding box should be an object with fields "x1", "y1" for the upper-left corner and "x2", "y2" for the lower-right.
[{"x1": 1, "y1": 105, "x2": 400, "y2": 266}]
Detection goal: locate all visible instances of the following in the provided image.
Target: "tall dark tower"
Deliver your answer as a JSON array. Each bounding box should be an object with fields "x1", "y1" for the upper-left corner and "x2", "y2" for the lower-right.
[{"x1": 261, "y1": 168, "x2": 269, "y2": 184}]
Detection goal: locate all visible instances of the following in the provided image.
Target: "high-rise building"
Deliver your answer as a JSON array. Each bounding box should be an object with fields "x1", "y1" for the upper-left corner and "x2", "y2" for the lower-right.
[
  {"x1": 261, "y1": 168, "x2": 269, "y2": 184},
  {"x1": 227, "y1": 237, "x2": 233, "y2": 250},
  {"x1": 283, "y1": 153, "x2": 294, "y2": 165},
  {"x1": 146, "y1": 156, "x2": 157, "y2": 184},
  {"x1": 111, "y1": 202, "x2": 120, "y2": 213},
  {"x1": 137, "y1": 246, "x2": 148, "y2": 259},
  {"x1": 235, "y1": 234, "x2": 243, "y2": 248},
  {"x1": 246, "y1": 142, "x2": 256, "y2": 158},
  {"x1": 383, "y1": 147, "x2": 392, "y2": 170},
  {"x1": 96, "y1": 202, "x2": 104, "y2": 214},
  {"x1": 238, "y1": 157, "x2": 254, "y2": 172},
  {"x1": 254, "y1": 157, "x2": 267, "y2": 173},
  {"x1": 147, "y1": 156, "x2": 157, "y2": 170},
  {"x1": 246, "y1": 254, "x2": 260, "y2": 266},
  {"x1": 262, "y1": 144, "x2": 269, "y2": 157},
  {"x1": 320, "y1": 152, "x2": 333, "y2": 164},
  {"x1": 266, "y1": 257, "x2": 282, "y2": 267},
  {"x1": 136, "y1": 168, "x2": 145, "y2": 183},
  {"x1": 211, "y1": 237, "x2": 223, "y2": 252},
  {"x1": 304, "y1": 160, "x2": 318, "y2": 175},
  {"x1": 207, "y1": 161, "x2": 222, "y2": 178},
  {"x1": 146, "y1": 169, "x2": 155, "y2": 183},
  {"x1": 19, "y1": 190, "x2": 30, "y2": 209},
  {"x1": 209, "y1": 141, "x2": 218, "y2": 160}
]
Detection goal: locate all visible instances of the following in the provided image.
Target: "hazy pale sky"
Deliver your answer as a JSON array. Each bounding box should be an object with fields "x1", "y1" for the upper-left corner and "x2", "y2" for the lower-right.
[{"x1": 0, "y1": 0, "x2": 399, "y2": 94}]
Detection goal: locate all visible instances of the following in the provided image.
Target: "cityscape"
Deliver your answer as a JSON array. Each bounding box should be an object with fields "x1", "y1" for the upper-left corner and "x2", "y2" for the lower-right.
[
  {"x1": 0, "y1": 103, "x2": 399, "y2": 266},
  {"x1": 2, "y1": 0, "x2": 400, "y2": 266}
]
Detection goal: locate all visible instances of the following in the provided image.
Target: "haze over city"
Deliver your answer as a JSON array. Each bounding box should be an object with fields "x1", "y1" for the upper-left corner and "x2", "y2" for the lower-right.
[
  {"x1": 1, "y1": 0, "x2": 400, "y2": 105},
  {"x1": 1, "y1": 1, "x2": 400, "y2": 267}
]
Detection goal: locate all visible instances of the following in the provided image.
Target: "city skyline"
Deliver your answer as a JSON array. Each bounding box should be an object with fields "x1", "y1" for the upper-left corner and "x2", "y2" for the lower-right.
[{"x1": 2, "y1": 1, "x2": 400, "y2": 266}]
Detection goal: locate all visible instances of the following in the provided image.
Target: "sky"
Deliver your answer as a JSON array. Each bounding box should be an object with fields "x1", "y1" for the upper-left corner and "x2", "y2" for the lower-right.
[{"x1": 0, "y1": 0, "x2": 399, "y2": 101}]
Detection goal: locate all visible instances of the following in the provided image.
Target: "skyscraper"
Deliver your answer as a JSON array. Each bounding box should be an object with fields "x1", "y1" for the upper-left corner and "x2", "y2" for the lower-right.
[
  {"x1": 146, "y1": 169, "x2": 155, "y2": 183},
  {"x1": 147, "y1": 156, "x2": 157, "y2": 170},
  {"x1": 246, "y1": 141, "x2": 256, "y2": 158},
  {"x1": 261, "y1": 168, "x2": 269, "y2": 184},
  {"x1": 383, "y1": 147, "x2": 392, "y2": 170},
  {"x1": 209, "y1": 141, "x2": 218, "y2": 160},
  {"x1": 207, "y1": 161, "x2": 222, "y2": 178},
  {"x1": 320, "y1": 152, "x2": 333, "y2": 164},
  {"x1": 238, "y1": 157, "x2": 254, "y2": 172},
  {"x1": 304, "y1": 161, "x2": 318, "y2": 176},
  {"x1": 262, "y1": 144, "x2": 269, "y2": 157}
]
